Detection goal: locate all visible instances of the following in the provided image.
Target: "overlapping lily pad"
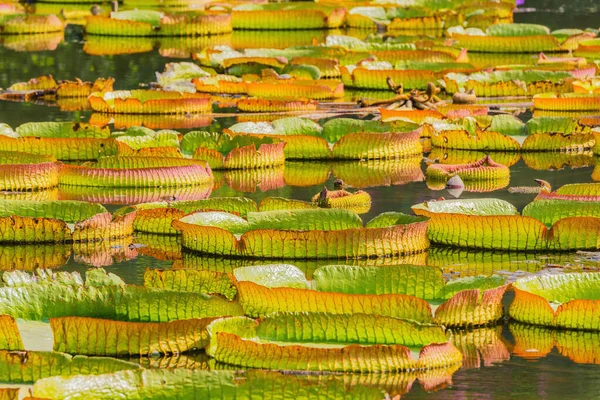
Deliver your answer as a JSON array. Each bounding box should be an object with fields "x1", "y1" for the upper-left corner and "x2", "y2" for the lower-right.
[
  {"x1": 0, "y1": 200, "x2": 135, "y2": 243},
  {"x1": 0, "y1": 122, "x2": 116, "y2": 161},
  {"x1": 0, "y1": 268, "x2": 243, "y2": 322},
  {"x1": 85, "y1": 11, "x2": 232, "y2": 37},
  {"x1": 510, "y1": 272, "x2": 600, "y2": 330},
  {"x1": 231, "y1": 4, "x2": 346, "y2": 30},
  {"x1": 226, "y1": 117, "x2": 422, "y2": 160},
  {"x1": 5, "y1": 75, "x2": 113, "y2": 98},
  {"x1": 412, "y1": 198, "x2": 600, "y2": 251},
  {"x1": 132, "y1": 192, "x2": 372, "y2": 235},
  {"x1": 206, "y1": 313, "x2": 462, "y2": 372},
  {"x1": 233, "y1": 264, "x2": 507, "y2": 327},
  {"x1": 0, "y1": 14, "x2": 64, "y2": 35},
  {"x1": 173, "y1": 209, "x2": 429, "y2": 258},
  {"x1": 448, "y1": 23, "x2": 595, "y2": 53},
  {"x1": 429, "y1": 115, "x2": 596, "y2": 152},
  {"x1": 182, "y1": 131, "x2": 285, "y2": 169},
  {"x1": 88, "y1": 90, "x2": 212, "y2": 114},
  {"x1": 0, "y1": 151, "x2": 61, "y2": 191},
  {"x1": 59, "y1": 156, "x2": 214, "y2": 188}
]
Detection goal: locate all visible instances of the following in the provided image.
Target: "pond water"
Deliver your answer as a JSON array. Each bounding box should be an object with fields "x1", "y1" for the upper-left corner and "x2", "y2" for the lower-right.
[{"x1": 1, "y1": 0, "x2": 600, "y2": 398}]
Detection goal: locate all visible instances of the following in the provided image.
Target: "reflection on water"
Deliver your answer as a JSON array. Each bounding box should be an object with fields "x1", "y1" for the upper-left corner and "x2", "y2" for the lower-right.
[{"x1": 426, "y1": 247, "x2": 599, "y2": 278}]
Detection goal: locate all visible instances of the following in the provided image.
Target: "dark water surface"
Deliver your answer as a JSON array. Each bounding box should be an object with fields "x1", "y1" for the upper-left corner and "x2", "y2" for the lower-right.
[{"x1": 1, "y1": 0, "x2": 600, "y2": 398}]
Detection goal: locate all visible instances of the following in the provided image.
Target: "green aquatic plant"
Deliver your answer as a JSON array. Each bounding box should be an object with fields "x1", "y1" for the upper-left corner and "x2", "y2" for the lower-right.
[
  {"x1": 88, "y1": 90, "x2": 212, "y2": 114},
  {"x1": 0, "y1": 200, "x2": 135, "y2": 243},
  {"x1": 0, "y1": 268, "x2": 242, "y2": 321},
  {"x1": 511, "y1": 272, "x2": 600, "y2": 330},
  {"x1": 233, "y1": 264, "x2": 507, "y2": 327},
  {"x1": 4, "y1": 4, "x2": 600, "y2": 398},
  {"x1": 173, "y1": 209, "x2": 430, "y2": 259},
  {"x1": 448, "y1": 23, "x2": 595, "y2": 52},
  {"x1": 412, "y1": 198, "x2": 600, "y2": 251},
  {"x1": 181, "y1": 131, "x2": 286, "y2": 169},
  {"x1": 0, "y1": 14, "x2": 64, "y2": 35},
  {"x1": 226, "y1": 117, "x2": 422, "y2": 160},
  {"x1": 0, "y1": 122, "x2": 116, "y2": 160},
  {"x1": 206, "y1": 313, "x2": 462, "y2": 372},
  {"x1": 428, "y1": 115, "x2": 596, "y2": 152},
  {"x1": 59, "y1": 156, "x2": 214, "y2": 188},
  {"x1": 85, "y1": 10, "x2": 232, "y2": 37}
]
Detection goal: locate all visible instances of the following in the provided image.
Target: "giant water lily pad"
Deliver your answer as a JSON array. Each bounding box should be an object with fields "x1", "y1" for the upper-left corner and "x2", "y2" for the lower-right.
[
  {"x1": 510, "y1": 272, "x2": 600, "y2": 330},
  {"x1": 0, "y1": 151, "x2": 61, "y2": 191},
  {"x1": 233, "y1": 264, "x2": 507, "y2": 327},
  {"x1": 88, "y1": 90, "x2": 212, "y2": 114},
  {"x1": 0, "y1": 14, "x2": 64, "y2": 35},
  {"x1": 231, "y1": 4, "x2": 346, "y2": 30},
  {"x1": 182, "y1": 131, "x2": 285, "y2": 170},
  {"x1": 412, "y1": 198, "x2": 600, "y2": 251},
  {"x1": 51, "y1": 316, "x2": 217, "y2": 356},
  {"x1": 448, "y1": 23, "x2": 595, "y2": 53},
  {"x1": 533, "y1": 93, "x2": 600, "y2": 111},
  {"x1": 0, "y1": 268, "x2": 242, "y2": 322},
  {"x1": 173, "y1": 209, "x2": 429, "y2": 258},
  {"x1": 6, "y1": 75, "x2": 113, "y2": 98},
  {"x1": 0, "y1": 122, "x2": 116, "y2": 161},
  {"x1": 0, "y1": 200, "x2": 135, "y2": 243},
  {"x1": 443, "y1": 70, "x2": 574, "y2": 96},
  {"x1": 59, "y1": 156, "x2": 214, "y2": 188},
  {"x1": 85, "y1": 11, "x2": 232, "y2": 37},
  {"x1": 206, "y1": 313, "x2": 462, "y2": 372},
  {"x1": 228, "y1": 117, "x2": 422, "y2": 160}
]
